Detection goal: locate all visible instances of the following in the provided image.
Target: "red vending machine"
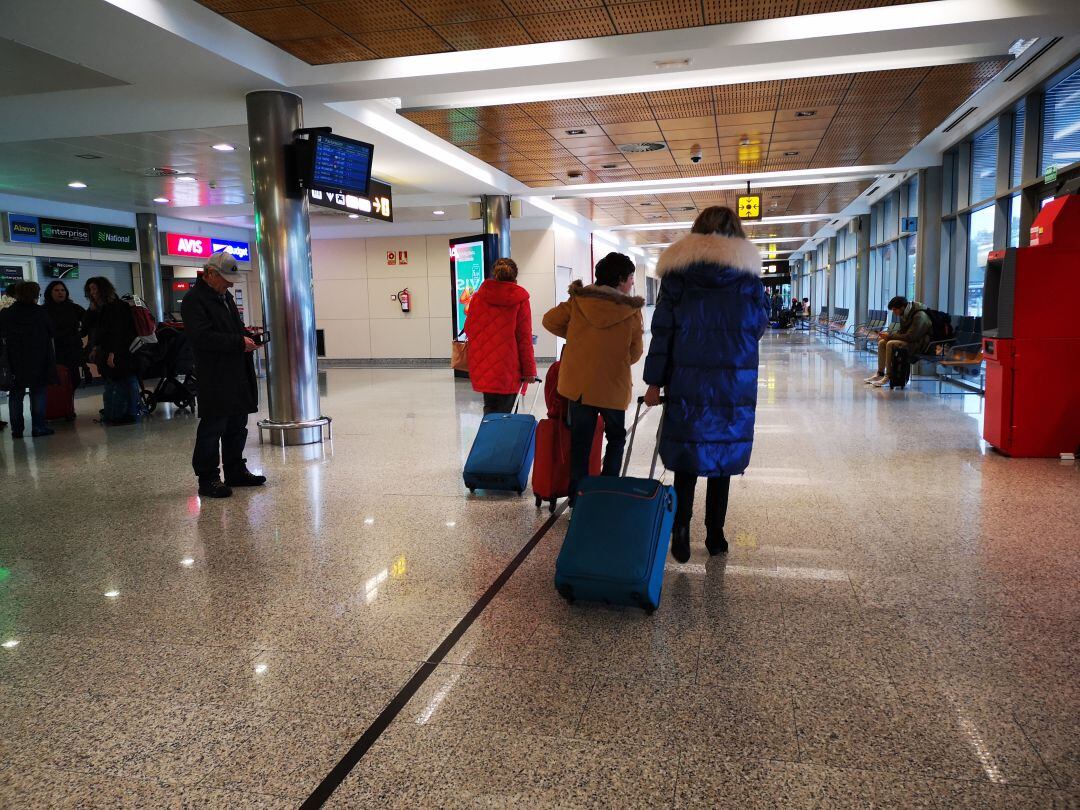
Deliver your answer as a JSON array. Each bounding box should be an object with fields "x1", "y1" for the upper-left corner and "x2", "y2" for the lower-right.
[{"x1": 982, "y1": 194, "x2": 1080, "y2": 457}]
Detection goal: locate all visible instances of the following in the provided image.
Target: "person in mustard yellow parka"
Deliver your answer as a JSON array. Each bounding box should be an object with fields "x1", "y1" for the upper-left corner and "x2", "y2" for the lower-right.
[{"x1": 542, "y1": 252, "x2": 644, "y2": 505}]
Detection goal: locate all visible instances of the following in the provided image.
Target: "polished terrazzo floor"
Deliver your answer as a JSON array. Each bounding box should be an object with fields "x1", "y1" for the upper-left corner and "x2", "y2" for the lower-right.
[{"x1": 1, "y1": 331, "x2": 1077, "y2": 808}]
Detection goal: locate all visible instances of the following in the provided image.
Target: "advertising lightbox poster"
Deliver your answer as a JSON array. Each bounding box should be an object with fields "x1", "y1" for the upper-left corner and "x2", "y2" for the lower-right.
[{"x1": 450, "y1": 236, "x2": 488, "y2": 337}]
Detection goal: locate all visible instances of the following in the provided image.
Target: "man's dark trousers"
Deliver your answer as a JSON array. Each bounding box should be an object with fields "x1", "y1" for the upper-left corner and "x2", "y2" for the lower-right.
[{"x1": 193, "y1": 414, "x2": 249, "y2": 482}]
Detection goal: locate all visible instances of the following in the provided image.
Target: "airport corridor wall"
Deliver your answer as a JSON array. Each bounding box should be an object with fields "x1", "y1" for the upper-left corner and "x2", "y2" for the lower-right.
[{"x1": 312, "y1": 229, "x2": 561, "y2": 361}]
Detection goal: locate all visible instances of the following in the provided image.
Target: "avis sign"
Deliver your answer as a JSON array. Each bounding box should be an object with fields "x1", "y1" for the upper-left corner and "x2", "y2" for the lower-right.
[{"x1": 165, "y1": 232, "x2": 250, "y2": 261}]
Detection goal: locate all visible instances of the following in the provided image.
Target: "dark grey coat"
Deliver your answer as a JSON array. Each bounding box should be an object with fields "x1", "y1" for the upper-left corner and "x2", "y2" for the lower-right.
[
  {"x1": 0, "y1": 302, "x2": 56, "y2": 390},
  {"x1": 180, "y1": 279, "x2": 257, "y2": 418}
]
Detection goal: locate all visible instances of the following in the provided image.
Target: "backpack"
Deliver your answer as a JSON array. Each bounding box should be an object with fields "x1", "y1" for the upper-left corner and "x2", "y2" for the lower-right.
[
  {"x1": 921, "y1": 307, "x2": 954, "y2": 343},
  {"x1": 121, "y1": 294, "x2": 158, "y2": 352}
]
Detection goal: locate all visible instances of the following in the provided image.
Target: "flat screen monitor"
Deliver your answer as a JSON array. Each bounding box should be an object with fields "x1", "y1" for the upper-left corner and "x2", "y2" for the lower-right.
[
  {"x1": 450, "y1": 234, "x2": 495, "y2": 337},
  {"x1": 307, "y1": 132, "x2": 374, "y2": 198}
]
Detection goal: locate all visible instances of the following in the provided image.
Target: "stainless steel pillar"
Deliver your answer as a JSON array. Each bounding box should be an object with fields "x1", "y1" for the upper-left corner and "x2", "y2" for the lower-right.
[
  {"x1": 246, "y1": 90, "x2": 326, "y2": 446},
  {"x1": 135, "y1": 213, "x2": 164, "y2": 323},
  {"x1": 853, "y1": 215, "x2": 870, "y2": 346},
  {"x1": 480, "y1": 194, "x2": 511, "y2": 260}
]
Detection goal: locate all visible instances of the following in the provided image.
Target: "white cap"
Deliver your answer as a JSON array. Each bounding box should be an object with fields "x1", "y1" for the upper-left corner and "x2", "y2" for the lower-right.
[{"x1": 204, "y1": 250, "x2": 239, "y2": 274}]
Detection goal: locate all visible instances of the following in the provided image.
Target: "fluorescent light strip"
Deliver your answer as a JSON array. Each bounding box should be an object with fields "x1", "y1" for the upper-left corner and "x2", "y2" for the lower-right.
[
  {"x1": 606, "y1": 213, "x2": 835, "y2": 232},
  {"x1": 529, "y1": 165, "x2": 893, "y2": 199}
]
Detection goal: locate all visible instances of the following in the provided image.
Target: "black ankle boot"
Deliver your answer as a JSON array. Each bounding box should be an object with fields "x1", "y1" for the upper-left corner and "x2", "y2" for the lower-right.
[
  {"x1": 671, "y1": 526, "x2": 691, "y2": 563},
  {"x1": 705, "y1": 530, "x2": 728, "y2": 556}
]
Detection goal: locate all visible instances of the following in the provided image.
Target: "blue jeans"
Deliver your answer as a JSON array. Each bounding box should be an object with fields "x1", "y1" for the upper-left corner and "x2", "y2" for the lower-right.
[
  {"x1": 567, "y1": 400, "x2": 626, "y2": 505},
  {"x1": 8, "y1": 386, "x2": 47, "y2": 435}
]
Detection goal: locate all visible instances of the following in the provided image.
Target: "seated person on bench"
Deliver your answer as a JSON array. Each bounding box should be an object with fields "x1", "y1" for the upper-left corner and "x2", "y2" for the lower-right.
[{"x1": 865, "y1": 296, "x2": 932, "y2": 387}]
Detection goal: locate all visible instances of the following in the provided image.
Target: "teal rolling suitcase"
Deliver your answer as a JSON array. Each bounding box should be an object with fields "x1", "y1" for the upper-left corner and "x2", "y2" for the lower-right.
[{"x1": 554, "y1": 398, "x2": 676, "y2": 613}]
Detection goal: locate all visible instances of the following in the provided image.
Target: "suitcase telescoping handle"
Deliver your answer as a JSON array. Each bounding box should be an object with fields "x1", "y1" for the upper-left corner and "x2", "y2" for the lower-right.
[
  {"x1": 513, "y1": 377, "x2": 544, "y2": 415},
  {"x1": 621, "y1": 395, "x2": 666, "y2": 479}
]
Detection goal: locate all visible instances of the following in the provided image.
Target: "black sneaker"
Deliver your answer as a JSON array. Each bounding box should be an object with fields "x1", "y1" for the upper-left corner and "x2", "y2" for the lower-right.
[
  {"x1": 32, "y1": 428, "x2": 56, "y2": 437},
  {"x1": 224, "y1": 469, "x2": 267, "y2": 487},
  {"x1": 198, "y1": 479, "x2": 233, "y2": 498}
]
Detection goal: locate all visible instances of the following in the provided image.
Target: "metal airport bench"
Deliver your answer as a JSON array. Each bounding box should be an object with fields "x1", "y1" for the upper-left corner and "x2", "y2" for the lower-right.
[{"x1": 909, "y1": 315, "x2": 985, "y2": 395}]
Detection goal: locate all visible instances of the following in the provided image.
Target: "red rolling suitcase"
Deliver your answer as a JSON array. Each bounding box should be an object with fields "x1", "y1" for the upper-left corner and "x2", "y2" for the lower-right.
[
  {"x1": 46, "y1": 365, "x2": 77, "y2": 421},
  {"x1": 531, "y1": 361, "x2": 603, "y2": 512}
]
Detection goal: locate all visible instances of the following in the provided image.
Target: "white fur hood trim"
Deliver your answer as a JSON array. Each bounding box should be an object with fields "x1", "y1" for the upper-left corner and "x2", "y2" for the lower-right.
[{"x1": 655, "y1": 233, "x2": 761, "y2": 278}]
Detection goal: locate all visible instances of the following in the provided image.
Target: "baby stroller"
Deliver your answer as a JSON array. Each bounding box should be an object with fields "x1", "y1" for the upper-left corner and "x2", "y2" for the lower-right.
[{"x1": 134, "y1": 324, "x2": 198, "y2": 413}]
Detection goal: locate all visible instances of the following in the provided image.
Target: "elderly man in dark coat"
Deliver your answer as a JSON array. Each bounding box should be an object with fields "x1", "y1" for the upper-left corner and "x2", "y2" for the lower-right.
[{"x1": 181, "y1": 251, "x2": 265, "y2": 498}]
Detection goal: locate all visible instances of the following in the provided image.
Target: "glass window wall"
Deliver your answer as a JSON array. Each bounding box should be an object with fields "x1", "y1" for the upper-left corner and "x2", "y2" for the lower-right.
[
  {"x1": 970, "y1": 123, "x2": 999, "y2": 204},
  {"x1": 1041, "y1": 63, "x2": 1080, "y2": 174},
  {"x1": 966, "y1": 204, "x2": 995, "y2": 316}
]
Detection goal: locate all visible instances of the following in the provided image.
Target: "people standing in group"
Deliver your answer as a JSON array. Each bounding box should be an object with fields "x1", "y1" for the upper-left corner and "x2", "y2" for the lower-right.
[
  {"x1": 42, "y1": 280, "x2": 85, "y2": 392},
  {"x1": 463, "y1": 257, "x2": 538, "y2": 415},
  {"x1": 84, "y1": 276, "x2": 140, "y2": 426},
  {"x1": 542, "y1": 252, "x2": 644, "y2": 506},
  {"x1": 865, "y1": 295, "x2": 932, "y2": 388},
  {"x1": 644, "y1": 206, "x2": 768, "y2": 562},
  {"x1": 0, "y1": 281, "x2": 56, "y2": 438},
  {"x1": 181, "y1": 251, "x2": 264, "y2": 499}
]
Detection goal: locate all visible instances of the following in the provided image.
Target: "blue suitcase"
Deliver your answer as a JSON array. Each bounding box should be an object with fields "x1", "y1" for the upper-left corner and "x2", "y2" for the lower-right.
[
  {"x1": 554, "y1": 398, "x2": 676, "y2": 613},
  {"x1": 463, "y1": 383, "x2": 540, "y2": 495}
]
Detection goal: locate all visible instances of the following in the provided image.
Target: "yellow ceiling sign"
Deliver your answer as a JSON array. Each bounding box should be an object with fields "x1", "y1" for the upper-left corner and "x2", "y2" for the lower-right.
[{"x1": 737, "y1": 194, "x2": 761, "y2": 221}]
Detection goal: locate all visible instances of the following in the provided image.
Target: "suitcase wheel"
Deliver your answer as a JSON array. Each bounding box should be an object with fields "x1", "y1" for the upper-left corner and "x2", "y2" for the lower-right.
[
  {"x1": 469, "y1": 488, "x2": 476, "y2": 495},
  {"x1": 517, "y1": 489, "x2": 524, "y2": 496},
  {"x1": 535, "y1": 495, "x2": 543, "y2": 508},
  {"x1": 557, "y1": 584, "x2": 574, "y2": 604},
  {"x1": 548, "y1": 499, "x2": 557, "y2": 513}
]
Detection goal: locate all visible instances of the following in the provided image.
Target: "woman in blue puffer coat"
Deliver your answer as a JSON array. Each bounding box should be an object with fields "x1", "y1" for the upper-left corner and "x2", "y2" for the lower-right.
[{"x1": 643, "y1": 206, "x2": 768, "y2": 563}]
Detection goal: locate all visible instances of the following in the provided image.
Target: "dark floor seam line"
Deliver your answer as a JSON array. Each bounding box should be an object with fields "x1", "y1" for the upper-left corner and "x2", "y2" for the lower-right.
[{"x1": 299, "y1": 505, "x2": 567, "y2": 809}]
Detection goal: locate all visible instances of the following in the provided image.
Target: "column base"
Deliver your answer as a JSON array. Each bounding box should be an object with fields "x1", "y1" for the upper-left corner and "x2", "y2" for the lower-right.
[{"x1": 257, "y1": 416, "x2": 332, "y2": 447}]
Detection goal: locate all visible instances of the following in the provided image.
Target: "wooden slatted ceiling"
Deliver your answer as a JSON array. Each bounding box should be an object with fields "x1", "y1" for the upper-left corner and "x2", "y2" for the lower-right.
[
  {"x1": 196, "y1": 0, "x2": 934, "y2": 64},
  {"x1": 400, "y1": 60, "x2": 1006, "y2": 219}
]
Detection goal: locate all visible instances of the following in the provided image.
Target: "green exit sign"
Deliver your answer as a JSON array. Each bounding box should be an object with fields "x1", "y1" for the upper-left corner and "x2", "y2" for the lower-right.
[{"x1": 1045, "y1": 165, "x2": 1058, "y2": 183}]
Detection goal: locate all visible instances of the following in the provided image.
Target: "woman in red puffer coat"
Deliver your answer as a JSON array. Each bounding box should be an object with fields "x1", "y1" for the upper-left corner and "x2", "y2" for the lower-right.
[{"x1": 464, "y1": 258, "x2": 537, "y2": 414}]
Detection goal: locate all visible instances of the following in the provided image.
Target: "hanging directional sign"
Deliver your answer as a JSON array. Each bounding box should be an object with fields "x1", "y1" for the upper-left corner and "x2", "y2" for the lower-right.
[{"x1": 737, "y1": 194, "x2": 762, "y2": 221}]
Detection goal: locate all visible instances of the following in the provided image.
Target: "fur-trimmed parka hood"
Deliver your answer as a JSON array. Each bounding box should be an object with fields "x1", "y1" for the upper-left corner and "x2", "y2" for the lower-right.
[
  {"x1": 656, "y1": 233, "x2": 761, "y2": 278},
  {"x1": 566, "y1": 280, "x2": 644, "y2": 329}
]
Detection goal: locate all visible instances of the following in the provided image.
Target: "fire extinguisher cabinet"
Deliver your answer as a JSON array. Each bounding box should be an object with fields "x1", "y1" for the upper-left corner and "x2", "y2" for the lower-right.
[{"x1": 981, "y1": 194, "x2": 1080, "y2": 458}]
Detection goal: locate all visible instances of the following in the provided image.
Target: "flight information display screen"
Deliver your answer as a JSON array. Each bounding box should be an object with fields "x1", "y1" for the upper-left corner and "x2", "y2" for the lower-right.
[{"x1": 308, "y1": 133, "x2": 374, "y2": 197}]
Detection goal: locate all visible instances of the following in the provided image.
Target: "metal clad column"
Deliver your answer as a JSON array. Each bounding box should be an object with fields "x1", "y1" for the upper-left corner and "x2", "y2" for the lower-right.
[
  {"x1": 480, "y1": 195, "x2": 511, "y2": 260},
  {"x1": 246, "y1": 90, "x2": 324, "y2": 446},
  {"x1": 135, "y1": 213, "x2": 164, "y2": 323}
]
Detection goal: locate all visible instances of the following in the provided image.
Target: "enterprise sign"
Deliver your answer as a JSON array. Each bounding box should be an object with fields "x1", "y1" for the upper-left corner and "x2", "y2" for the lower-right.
[
  {"x1": 3, "y1": 213, "x2": 136, "y2": 250},
  {"x1": 309, "y1": 177, "x2": 393, "y2": 222},
  {"x1": 165, "y1": 232, "x2": 250, "y2": 261}
]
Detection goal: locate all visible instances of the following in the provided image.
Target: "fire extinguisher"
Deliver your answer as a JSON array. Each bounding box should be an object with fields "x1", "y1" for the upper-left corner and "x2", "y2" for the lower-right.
[{"x1": 398, "y1": 288, "x2": 411, "y2": 313}]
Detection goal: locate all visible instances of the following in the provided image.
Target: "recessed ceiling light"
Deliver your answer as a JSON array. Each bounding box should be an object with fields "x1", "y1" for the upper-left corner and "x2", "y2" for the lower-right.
[
  {"x1": 600, "y1": 163, "x2": 619, "y2": 169},
  {"x1": 153, "y1": 197, "x2": 169, "y2": 204},
  {"x1": 67, "y1": 181, "x2": 87, "y2": 189},
  {"x1": 2, "y1": 639, "x2": 19, "y2": 649},
  {"x1": 783, "y1": 151, "x2": 800, "y2": 157},
  {"x1": 104, "y1": 590, "x2": 120, "y2": 599},
  {"x1": 180, "y1": 557, "x2": 195, "y2": 567},
  {"x1": 348, "y1": 213, "x2": 360, "y2": 219},
  {"x1": 795, "y1": 110, "x2": 817, "y2": 118},
  {"x1": 567, "y1": 170, "x2": 584, "y2": 178},
  {"x1": 653, "y1": 58, "x2": 691, "y2": 70},
  {"x1": 75, "y1": 153, "x2": 102, "y2": 160},
  {"x1": 212, "y1": 143, "x2": 236, "y2": 152},
  {"x1": 565, "y1": 129, "x2": 587, "y2": 136},
  {"x1": 176, "y1": 176, "x2": 197, "y2": 183},
  {"x1": 433, "y1": 210, "x2": 445, "y2": 215}
]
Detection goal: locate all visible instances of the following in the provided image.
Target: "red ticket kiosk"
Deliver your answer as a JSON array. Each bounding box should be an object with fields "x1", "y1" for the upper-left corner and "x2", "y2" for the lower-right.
[{"x1": 982, "y1": 194, "x2": 1080, "y2": 457}]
